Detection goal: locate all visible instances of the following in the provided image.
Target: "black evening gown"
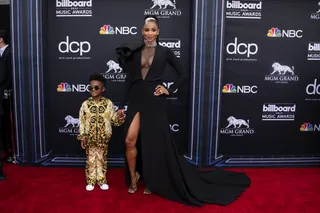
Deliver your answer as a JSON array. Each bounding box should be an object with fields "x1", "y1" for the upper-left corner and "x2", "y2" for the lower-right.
[{"x1": 116, "y1": 40, "x2": 251, "y2": 207}]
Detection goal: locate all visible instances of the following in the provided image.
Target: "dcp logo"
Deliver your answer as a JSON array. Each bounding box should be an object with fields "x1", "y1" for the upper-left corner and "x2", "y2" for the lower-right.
[
  {"x1": 58, "y1": 36, "x2": 91, "y2": 56},
  {"x1": 226, "y1": 37, "x2": 258, "y2": 57},
  {"x1": 306, "y1": 79, "x2": 320, "y2": 95}
]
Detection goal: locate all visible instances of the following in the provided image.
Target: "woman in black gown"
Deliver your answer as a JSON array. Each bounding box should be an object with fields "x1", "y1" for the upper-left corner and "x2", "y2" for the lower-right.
[{"x1": 116, "y1": 15, "x2": 251, "y2": 206}]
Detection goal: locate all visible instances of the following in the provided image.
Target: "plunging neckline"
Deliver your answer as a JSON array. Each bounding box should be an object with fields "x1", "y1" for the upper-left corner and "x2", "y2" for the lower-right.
[{"x1": 140, "y1": 45, "x2": 157, "y2": 81}]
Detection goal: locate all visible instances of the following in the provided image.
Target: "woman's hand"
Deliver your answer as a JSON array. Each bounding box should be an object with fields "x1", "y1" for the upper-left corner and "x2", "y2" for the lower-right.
[{"x1": 154, "y1": 85, "x2": 169, "y2": 96}]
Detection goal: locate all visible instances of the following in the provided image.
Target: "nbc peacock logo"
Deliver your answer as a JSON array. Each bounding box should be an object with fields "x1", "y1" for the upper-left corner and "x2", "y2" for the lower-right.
[
  {"x1": 267, "y1": 27, "x2": 303, "y2": 38},
  {"x1": 222, "y1": 83, "x2": 258, "y2": 94},
  {"x1": 222, "y1": 84, "x2": 237, "y2": 93},
  {"x1": 99, "y1": 25, "x2": 137, "y2": 35},
  {"x1": 300, "y1": 122, "x2": 313, "y2": 131},
  {"x1": 99, "y1": 25, "x2": 115, "y2": 35},
  {"x1": 267, "y1": 27, "x2": 281, "y2": 37},
  {"x1": 57, "y1": 82, "x2": 72, "y2": 92}
]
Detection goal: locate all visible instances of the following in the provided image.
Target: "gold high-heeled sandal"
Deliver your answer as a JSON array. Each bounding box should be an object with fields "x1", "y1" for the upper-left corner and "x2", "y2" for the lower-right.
[
  {"x1": 128, "y1": 172, "x2": 140, "y2": 194},
  {"x1": 143, "y1": 187, "x2": 152, "y2": 195}
]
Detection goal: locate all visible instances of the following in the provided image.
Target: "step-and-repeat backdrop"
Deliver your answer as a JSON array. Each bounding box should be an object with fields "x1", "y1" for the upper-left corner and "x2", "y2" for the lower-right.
[
  {"x1": 10, "y1": 0, "x2": 320, "y2": 166},
  {"x1": 218, "y1": 0, "x2": 320, "y2": 157},
  {"x1": 45, "y1": 0, "x2": 191, "y2": 161}
]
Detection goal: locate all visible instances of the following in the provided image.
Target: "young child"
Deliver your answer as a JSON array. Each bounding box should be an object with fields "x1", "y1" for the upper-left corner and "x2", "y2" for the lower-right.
[{"x1": 77, "y1": 74, "x2": 125, "y2": 191}]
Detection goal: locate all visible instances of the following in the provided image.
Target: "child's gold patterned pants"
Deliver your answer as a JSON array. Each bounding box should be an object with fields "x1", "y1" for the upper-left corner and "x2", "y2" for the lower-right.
[{"x1": 85, "y1": 146, "x2": 108, "y2": 185}]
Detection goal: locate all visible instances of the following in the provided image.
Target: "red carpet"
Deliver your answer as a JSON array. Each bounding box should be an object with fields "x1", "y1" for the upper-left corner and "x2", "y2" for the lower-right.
[{"x1": 0, "y1": 164, "x2": 319, "y2": 213}]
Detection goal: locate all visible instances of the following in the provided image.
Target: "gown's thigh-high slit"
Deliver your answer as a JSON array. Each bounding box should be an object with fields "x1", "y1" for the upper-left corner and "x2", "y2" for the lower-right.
[{"x1": 124, "y1": 79, "x2": 251, "y2": 206}]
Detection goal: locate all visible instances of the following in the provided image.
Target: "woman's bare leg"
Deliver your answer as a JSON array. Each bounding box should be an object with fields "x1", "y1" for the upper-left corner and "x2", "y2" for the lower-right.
[{"x1": 125, "y1": 112, "x2": 140, "y2": 191}]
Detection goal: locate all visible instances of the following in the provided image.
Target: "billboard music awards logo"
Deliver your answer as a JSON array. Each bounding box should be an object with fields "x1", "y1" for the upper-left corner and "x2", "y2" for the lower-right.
[
  {"x1": 99, "y1": 25, "x2": 137, "y2": 35},
  {"x1": 58, "y1": 36, "x2": 91, "y2": 60},
  {"x1": 56, "y1": 0, "x2": 92, "y2": 17},
  {"x1": 57, "y1": 82, "x2": 90, "y2": 92},
  {"x1": 58, "y1": 115, "x2": 80, "y2": 136},
  {"x1": 300, "y1": 122, "x2": 320, "y2": 132},
  {"x1": 264, "y1": 62, "x2": 299, "y2": 84},
  {"x1": 262, "y1": 103, "x2": 296, "y2": 121},
  {"x1": 305, "y1": 78, "x2": 320, "y2": 101},
  {"x1": 144, "y1": 0, "x2": 182, "y2": 19},
  {"x1": 159, "y1": 38, "x2": 181, "y2": 58},
  {"x1": 101, "y1": 60, "x2": 126, "y2": 83},
  {"x1": 220, "y1": 116, "x2": 254, "y2": 136},
  {"x1": 307, "y1": 42, "x2": 320, "y2": 60},
  {"x1": 267, "y1": 27, "x2": 303, "y2": 38},
  {"x1": 225, "y1": 37, "x2": 258, "y2": 61},
  {"x1": 310, "y1": 1, "x2": 320, "y2": 20},
  {"x1": 222, "y1": 83, "x2": 258, "y2": 94},
  {"x1": 225, "y1": 0, "x2": 262, "y2": 19}
]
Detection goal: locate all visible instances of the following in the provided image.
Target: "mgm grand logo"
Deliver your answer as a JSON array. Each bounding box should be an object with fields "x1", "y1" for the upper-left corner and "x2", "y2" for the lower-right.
[
  {"x1": 58, "y1": 115, "x2": 79, "y2": 136},
  {"x1": 220, "y1": 116, "x2": 255, "y2": 136},
  {"x1": 264, "y1": 62, "x2": 299, "y2": 84},
  {"x1": 101, "y1": 60, "x2": 126, "y2": 83},
  {"x1": 144, "y1": 0, "x2": 182, "y2": 18}
]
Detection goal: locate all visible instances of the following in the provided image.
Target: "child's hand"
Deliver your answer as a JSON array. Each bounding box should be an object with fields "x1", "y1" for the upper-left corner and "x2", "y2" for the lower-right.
[
  {"x1": 81, "y1": 139, "x2": 87, "y2": 149},
  {"x1": 117, "y1": 110, "x2": 125, "y2": 120}
]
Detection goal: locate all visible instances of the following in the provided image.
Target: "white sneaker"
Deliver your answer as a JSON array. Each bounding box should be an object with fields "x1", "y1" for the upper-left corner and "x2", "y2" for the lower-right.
[
  {"x1": 86, "y1": 184, "x2": 94, "y2": 191},
  {"x1": 100, "y1": 183, "x2": 109, "y2": 190}
]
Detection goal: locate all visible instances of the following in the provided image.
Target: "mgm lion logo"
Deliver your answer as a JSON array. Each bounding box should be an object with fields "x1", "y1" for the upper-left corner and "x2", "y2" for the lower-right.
[
  {"x1": 270, "y1": 62, "x2": 294, "y2": 75},
  {"x1": 150, "y1": 0, "x2": 177, "y2": 9},
  {"x1": 106, "y1": 60, "x2": 123, "y2": 73},
  {"x1": 317, "y1": 1, "x2": 320, "y2": 13},
  {"x1": 226, "y1": 116, "x2": 250, "y2": 128},
  {"x1": 64, "y1": 115, "x2": 80, "y2": 128}
]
